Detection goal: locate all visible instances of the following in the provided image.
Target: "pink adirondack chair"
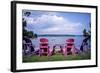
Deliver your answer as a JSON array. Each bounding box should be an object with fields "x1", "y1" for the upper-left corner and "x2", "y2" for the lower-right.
[
  {"x1": 39, "y1": 38, "x2": 49, "y2": 56},
  {"x1": 64, "y1": 38, "x2": 76, "y2": 56}
]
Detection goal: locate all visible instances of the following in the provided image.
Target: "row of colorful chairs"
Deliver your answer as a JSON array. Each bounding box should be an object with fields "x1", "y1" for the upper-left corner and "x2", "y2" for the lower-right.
[
  {"x1": 39, "y1": 38, "x2": 77, "y2": 56},
  {"x1": 23, "y1": 37, "x2": 78, "y2": 56}
]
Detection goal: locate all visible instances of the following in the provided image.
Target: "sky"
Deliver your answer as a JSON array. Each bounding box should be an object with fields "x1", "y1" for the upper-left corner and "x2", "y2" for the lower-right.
[{"x1": 22, "y1": 10, "x2": 91, "y2": 35}]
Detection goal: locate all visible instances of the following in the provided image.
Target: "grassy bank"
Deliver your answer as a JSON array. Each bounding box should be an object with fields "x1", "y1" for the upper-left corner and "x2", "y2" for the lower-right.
[{"x1": 23, "y1": 52, "x2": 91, "y2": 63}]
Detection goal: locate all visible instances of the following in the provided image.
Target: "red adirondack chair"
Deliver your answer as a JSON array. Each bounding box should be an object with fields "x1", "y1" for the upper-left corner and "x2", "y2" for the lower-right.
[
  {"x1": 65, "y1": 38, "x2": 76, "y2": 55},
  {"x1": 39, "y1": 38, "x2": 49, "y2": 56}
]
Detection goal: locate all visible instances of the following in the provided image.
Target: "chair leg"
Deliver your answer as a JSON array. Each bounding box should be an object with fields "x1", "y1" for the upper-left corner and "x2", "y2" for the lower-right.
[
  {"x1": 64, "y1": 49, "x2": 67, "y2": 56},
  {"x1": 39, "y1": 49, "x2": 41, "y2": 56},
  {"x1": 48, "y1": 49, "x2": 52, "y2": 57},
  {"x1": 71, "y1": 46, "x2": 76, "y2": 55}
]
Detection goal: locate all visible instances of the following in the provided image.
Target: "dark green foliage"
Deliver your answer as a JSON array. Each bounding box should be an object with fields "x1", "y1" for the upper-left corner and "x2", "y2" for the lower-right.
[
  {"x1": 83, "y1": 22, "x2": 91, "y2": 37},
  {"x1": 23, "y1": 18, "x2": 27, "y2": 27},
  {"x1": 24, "y1": 11, "x2": 31, "y2": 17},
  {"x1": 23, "y1": 11, "x2": 37, "y2": 39},
  {"x1": 23, "y1": 28, "x2": 28, "y2": 37},
  {"x1": 28, "y1": 31, "x2": 33, "y2": 38},
  {"x1": 23, "y1": 28, "x2": 37, "y2": 39},
  {"x1": 83, "y1": 29, "x2": 89, "y2": 37}
]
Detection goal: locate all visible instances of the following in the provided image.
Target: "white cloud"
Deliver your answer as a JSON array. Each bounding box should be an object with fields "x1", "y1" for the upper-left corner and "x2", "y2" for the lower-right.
[{"x1": 24, "y1": 13, "x2": 84, "y2": 35}]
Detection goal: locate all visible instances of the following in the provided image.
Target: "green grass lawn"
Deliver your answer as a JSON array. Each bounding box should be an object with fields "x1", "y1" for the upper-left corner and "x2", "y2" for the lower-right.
[{"x1": 23, "y1": 52, "x2": 91, "y2": 63}]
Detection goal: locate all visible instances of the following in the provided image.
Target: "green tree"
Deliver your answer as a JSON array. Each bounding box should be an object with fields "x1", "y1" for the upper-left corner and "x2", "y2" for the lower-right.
[
  {"x1": 23, "y1": 11, "x2": 37, "y2": 39},
  {"x1": 24, "y1": 11, "x2": 31, "y2": 17},
  {"x1": 83, "y1": 29, "x2": 87, "y2": 37},
  {"x1": 27, "y1": 31, "x2": 34, "y2": 38},
  {"x1": 23, "y1": 28, "x2": 28, "y2": 37},
  {"x1": 23, "y1": 18, "x2": 27, "y2": 27}
]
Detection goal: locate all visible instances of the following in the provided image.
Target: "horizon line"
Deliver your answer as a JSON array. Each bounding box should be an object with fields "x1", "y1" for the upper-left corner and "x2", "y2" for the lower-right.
[{"x1": 37, "y1": 34, "x2": 84, "y2": 36}]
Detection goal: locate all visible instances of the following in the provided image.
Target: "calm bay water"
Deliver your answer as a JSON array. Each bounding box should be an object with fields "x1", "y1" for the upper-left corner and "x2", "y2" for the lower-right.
[{"x1": 31, "y1": 35, "x2": 87, "y2": 51}]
